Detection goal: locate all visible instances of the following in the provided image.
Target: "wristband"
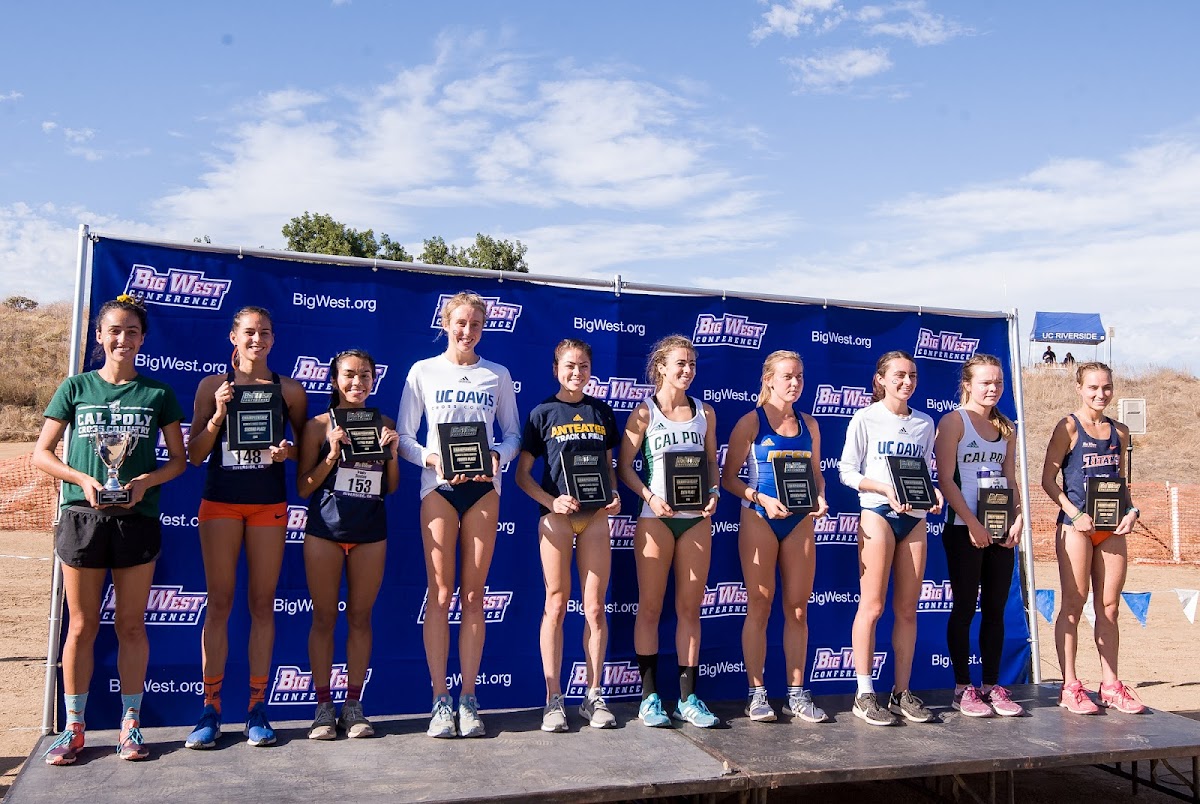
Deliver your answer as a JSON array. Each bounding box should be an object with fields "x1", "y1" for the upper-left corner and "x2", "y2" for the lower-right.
[
  {"x1": 1069, "y1": 510, "x2": 1084, "y2": 524},
  {"x1": 751, "y1": 491, "x2": 761, "y2": 506},
  {"x1": 1126, "y1": 506, "x2": 1140, "y2": 518},
  {"x1": 708, "y1": 485, "x2": 720, "y2": 496}
]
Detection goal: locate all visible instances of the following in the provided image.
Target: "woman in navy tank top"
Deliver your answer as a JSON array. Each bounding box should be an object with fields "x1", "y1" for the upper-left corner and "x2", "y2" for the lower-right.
[
  {"x1": 1041, "y1": 361, "x2": 1143, "y2": 715},
  {"x1": 185, "y1": 306, "x2": 308, "y2": 749},
  {"x1": 721, "y1": 350, "x2": 828, "y2": 725}
]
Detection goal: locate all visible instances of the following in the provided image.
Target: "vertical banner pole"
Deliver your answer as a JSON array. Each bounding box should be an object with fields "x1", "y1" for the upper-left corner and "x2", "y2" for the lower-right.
[
  {"x1": 42, "y1": 224, "x2": 92, "y2": 734},
  {"x1": 1008, "y1": 308, "x2": 1042, "y2": 683}
]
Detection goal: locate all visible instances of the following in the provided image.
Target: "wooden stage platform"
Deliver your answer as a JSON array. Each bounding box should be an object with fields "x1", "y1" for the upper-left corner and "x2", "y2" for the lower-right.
[{"x1": 10, "y1": 684, "x2": 1199, "y2": 803}]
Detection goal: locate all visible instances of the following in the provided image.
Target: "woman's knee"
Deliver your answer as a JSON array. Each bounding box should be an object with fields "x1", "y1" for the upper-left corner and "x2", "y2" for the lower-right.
[{"x1": 543, "y1": 591, "x2": 568, "y2": 627}]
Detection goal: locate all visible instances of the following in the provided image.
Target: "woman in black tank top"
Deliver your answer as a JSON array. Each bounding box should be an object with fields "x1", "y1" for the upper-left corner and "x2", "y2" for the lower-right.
[
  {"x1": 1041, "y1": 361, "x2": 1143, "y2": 715},
  {"x1": 184, "y1": 306, "x2": 308, "y2": 749}
]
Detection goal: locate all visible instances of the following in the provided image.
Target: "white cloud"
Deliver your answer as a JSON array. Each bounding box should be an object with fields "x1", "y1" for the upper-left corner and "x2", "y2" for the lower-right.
[
  {"x1": 784, "y1": 47, "x2": 893, "y2": 92},
  {"x1": 41, "y1": 121, "x2": 57, "y2": 133},
  {"x1": 865, "y1": 1, "x2": 966, "y2": 46},
  {"x1": 63, "y1": 127, "x2": 95, "y2": 144},
  {"x1": 751, "y1": 0, "x2": 845, "y2": 42},
  {"x1": 712, "y1": 133, "x2": 1200, "y2": 367},
  {"x1": 0, "y1": 90, "x2": 22, "y2": 103},
  {"x1": 154, "y1": 48, "x2": 769, "y2": 252}
]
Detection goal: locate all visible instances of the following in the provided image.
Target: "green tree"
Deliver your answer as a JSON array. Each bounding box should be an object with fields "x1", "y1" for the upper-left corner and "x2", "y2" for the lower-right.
[
  {"x1": 3, "y1": 295, "x2": 38, "y2": 311},
  {"x1": 419, "y1": 233, "x2": 529, "y2": 273},
  {"x1": 282, "y1": 212, "x2": 412, "y2": 262}
]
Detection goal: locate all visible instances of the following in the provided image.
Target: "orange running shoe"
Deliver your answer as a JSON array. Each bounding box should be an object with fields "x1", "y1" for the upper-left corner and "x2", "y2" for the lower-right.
[
  {"x1": 1099, "y1": 681, "x2": 1147, "y2": 714},
  {"x1": 43, "y1": 723, "x2": 85, "y2": 766}
]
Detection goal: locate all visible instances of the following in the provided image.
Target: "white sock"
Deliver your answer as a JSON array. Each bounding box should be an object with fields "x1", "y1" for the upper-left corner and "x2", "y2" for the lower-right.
[{"x1": 856, "y1": 674, "x2": 874, "y2": 696}]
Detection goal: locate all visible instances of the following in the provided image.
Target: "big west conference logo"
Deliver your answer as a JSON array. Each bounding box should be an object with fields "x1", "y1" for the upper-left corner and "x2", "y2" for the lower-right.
[
  {"x1": 583, "y1": 377, "x2": 653, "y2": 411},
  {"x1": 156, "y1": 422, "x2": 192, "y2": 462},
  {"x1": 269, "y1": 664, "x2": 373, "y2": 706},
  {"x1": 700, "y1": 582, "x2": 748, "y2": 618},
  {"x1": 917, "y1": 580, "x2": 955, "y2": 613},
  {"x1": 810, "y1": 647, "x2": 887, "y2": 682},
  {"x1": 812, "y1": 384, "x2": 872, "y2": 417},
  {"x1": 125, "y1": 264, "x2": 230, "y2": 310},
  {"x1": 285, "y1": 505, "x2": 308, "y2": 544},
  {"x1": 692, "y1": 313, "x2": 767, "y2": 349},
  {"x1": 417, "y1": 587, "x2": 513, "y2": 624},
  {"x1": 429, "y1": 294, "x2": 522, "y2": 332},
  {"x1": 814, "y1": 512, "x2": 860, "y2": 545},
  {"x1": 292, "y1": 356, "x2": 389, "y2": 395},
  {"x1": 565, "y1": 661, "x2": 642, "y2": 700},
  {"x1": 102, "y1": 584, "x2": 207, "y2": 626},
  {"x1": 608, "y1": 515, "x2": 636, "y2": 549},
  {"x1": 716, "y1": 443, "x2": 750, "y2": 480},
  {"x1": 914, "y1": 328, "x2": 980, "y2": 362}
]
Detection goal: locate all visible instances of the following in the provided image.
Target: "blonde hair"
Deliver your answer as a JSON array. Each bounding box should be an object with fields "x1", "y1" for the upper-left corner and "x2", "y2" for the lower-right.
[
  {"x1": 645, "y1": 334, "x2": 695, "y2": 389},
  {"x1": 439, "y1": 291, "x2": 488, "y2": 329},
  {"x1": 959, "y1": 354, "x2": 1014, "y2": 439},
  {"x1": 871, "y1": 350, "x2": 915, "y2": 402},
  {"x1": 1075, "y1": 361, "x2": 1113, "y2": 386},
  {"x1": 757, "y1": 350, "x2": 803, "y2": 407}
]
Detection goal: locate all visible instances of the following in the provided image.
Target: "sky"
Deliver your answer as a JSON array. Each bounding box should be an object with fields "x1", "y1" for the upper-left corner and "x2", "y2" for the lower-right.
[{"x1": 2, "y1": 1, "x2": 1198, "y2": 368}]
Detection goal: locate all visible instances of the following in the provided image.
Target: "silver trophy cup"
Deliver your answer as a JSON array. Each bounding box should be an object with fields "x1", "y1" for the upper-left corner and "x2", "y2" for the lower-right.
[{"x1": 95, "y1": 430, "x2": 138, "y2": 505}]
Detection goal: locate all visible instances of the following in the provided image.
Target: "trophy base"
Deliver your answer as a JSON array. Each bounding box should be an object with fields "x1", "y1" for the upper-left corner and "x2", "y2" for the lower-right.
[{"x1": 97, "y1": 489, "x2": 132, "y2": 506}]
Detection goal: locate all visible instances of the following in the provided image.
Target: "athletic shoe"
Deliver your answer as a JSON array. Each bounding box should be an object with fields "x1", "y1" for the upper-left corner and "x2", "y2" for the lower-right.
[
  {"x1": 1099, "y1": 681, "x2": 1147, "y2": 715},
  {"x1": 1058, "y1": 680, "x2": 1099, "y2": 715},
  {"x1": 579, "y1": 691, "x2": 617, "y2": 729},
  {"x1": 185, "y1": 705, "x2": 221, "y2": 750},
  {"x1": 117, "y1": 718, "x2": 149, "y2": 760},
  {"x1": 43, "y1": 723, "x2": 85, "y2": 766},
  {"x1": 745, "y1": 689, "x2": 777, "y2": 722},
  {"x1": 244, "y1": 702, "x2": 277, "y2": 746},
  {"x1": 458, "y1": 694, "x2": 485, "y2": 738},
  {"x1": 638, "y1": 693, "x2": 671, "y2": 728},
  {"x1": 783, "y1": 689, "x2": 828, "y2": 723},
  {"x1": 951, "y1": 686, "x2": 993, "y2": 718},
  {"x1": 983, "y1": 685, "x2": 1024, "y2": 717},
  {"x1": 890, "y1": 689, "x2": 934, "y2": 723},
  {"x1": 853, "y1": 693, "x2": 898, "y2": 726},
  {"x1": 673, "y1": 694, "x2": 719, "y2": 728},
  {"x1": 542, "y1": 694, "x2": 568, "y2": 733},
  {"x1": 308, "y1": 701, "x2": 337, "y2": 740},
  {"x1": 427, "y1": 695, "x2": 457, "y2": 738},
  {"x1": 338, "y1": 699, "x2": 375, "y2": 738}
]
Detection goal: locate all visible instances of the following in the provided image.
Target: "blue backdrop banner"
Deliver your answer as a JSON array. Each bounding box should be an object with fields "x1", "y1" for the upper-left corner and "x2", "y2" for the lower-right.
[{"x1": 64, "y1": 235, "x2": 1029, "y2": 727}]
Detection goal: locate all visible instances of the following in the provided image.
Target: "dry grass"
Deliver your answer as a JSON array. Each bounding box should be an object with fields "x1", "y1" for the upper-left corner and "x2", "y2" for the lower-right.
[
  {"x1": 0, "y1": 303, "x2": 72, "y2": 439},
  {"x1": 1019, "y1": 364, "x2": 1200, "y2": 484}
]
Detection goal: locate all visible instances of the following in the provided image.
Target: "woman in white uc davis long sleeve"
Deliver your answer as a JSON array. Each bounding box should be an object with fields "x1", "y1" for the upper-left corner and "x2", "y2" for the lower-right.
[{"x1": 396, "y1": 290, "x2": 521, "y2": 739}]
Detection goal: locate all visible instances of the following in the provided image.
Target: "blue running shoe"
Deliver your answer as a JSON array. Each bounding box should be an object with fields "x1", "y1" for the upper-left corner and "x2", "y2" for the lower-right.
[
  {"x1": 673, "y1": 694, "x2": 719, "y2": 728},
  {"x1": 244, "y1": 702, "x2": 277, "y2": 747},
  {"x1": 638, "y1": 693, "x2": 671, "y2": 728},
  {"x1": 185, "y1": 705, "x2": 221, "y2": 750}
]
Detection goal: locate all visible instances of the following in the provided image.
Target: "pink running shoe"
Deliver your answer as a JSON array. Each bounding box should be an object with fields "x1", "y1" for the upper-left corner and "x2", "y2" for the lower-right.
[
  {"x1": 117, "y1": 718, "x2": 149, "y2": 761},
  {"x1": 983, "y1": 685, "x2": 1024, "y2": 717},
  {"x1": 952, "y1": 686, "x2": 993, "y2": 718},
  {"x1": 1099, "y1": 681, "x2": 1147, "y2": 714},
  {"x1": 1058, "y1": 680, "x2": 1099, "y2": 715},
  {"x1": 43, "y1": 722, "x2": 85, "y2": 765}
]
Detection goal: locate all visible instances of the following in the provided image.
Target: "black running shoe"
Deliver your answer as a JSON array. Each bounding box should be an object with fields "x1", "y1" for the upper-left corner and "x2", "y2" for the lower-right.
[
  {"x1": 890, "y1": 689, "x2": 934, "y2": 723},
  {"x1": 853, "y1": 692, "x2": 898, "y2": 726}
]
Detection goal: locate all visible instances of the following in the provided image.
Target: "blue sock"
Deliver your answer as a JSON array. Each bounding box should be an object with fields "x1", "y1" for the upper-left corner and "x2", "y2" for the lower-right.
[
  {"x1": 121, "y1": 692, "x2": 144, "y2": 722},
  {"x1": 65, "y1": 693, "x2": 88, "y2": 726}
]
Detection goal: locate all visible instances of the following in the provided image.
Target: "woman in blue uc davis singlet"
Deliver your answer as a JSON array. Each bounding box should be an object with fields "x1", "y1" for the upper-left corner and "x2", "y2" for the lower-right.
[
  {"x1": 397, "y1": 290, "x2": 521, "y2": 738},
  {"x1": 33, "y1": 295, "x2": 186, "y2": 764},
  {"x1": 720, "y1": 350, "x2": 829, "y2": 725},
  {"x1": 296, "y1": 349, "x2": 400, "y2": 740},
  {"x1": 184, "y1": 305, "x2": 309, "y2": 749},
  {"x1": 617, "y1": 334, "x2": 721, "y2": 729},
  {"x1": 515, "y1": 338, "x2": 621, "y2": 733},
  {"x1": 1041, "y1": 361, "x2": 1144, "y2": 715},
  {"x1": 932, "y1": 354, "x2": 1025, "y2": 718},
  {"x1": 838, "y1": 350, "x2": 943, "y2": 726}
]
